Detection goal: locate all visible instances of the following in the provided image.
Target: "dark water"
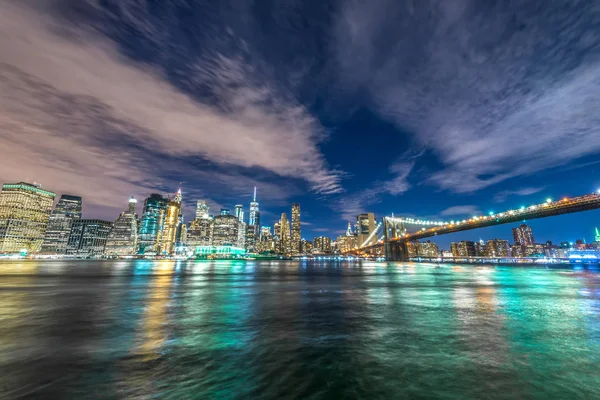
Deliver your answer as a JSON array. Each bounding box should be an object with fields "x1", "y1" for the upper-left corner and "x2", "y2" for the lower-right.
[{"x1": 1, "y1": 260, "x2": 600, "y2": 399}]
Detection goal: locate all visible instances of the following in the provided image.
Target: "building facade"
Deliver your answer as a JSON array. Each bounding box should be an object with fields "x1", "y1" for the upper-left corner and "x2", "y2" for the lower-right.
[
  {"x1": 105, "y1": 197, "x2": 139, "y2": 256},
  {"x1": 249, "y1": 187, "x2": 260, "y2": 236},
  {"x1": 357, "y1": 213, "x2": 376, "y2": 247},
  {"x1": 40, "y1": 194, "x2": 82, "y2": 254},
  {"x1": 291, "y1": 203, "x2": 301, "y2": 254},
  {"x1": 486, "y1": 239, "x2": 510, "y2": 257},
  {"x1": 66, "y1": 219, "x2": 113, "y2": 257},
  {"x1": 279, "y1": 213, "x2": 291, "y2": 255},
  {"x1": 211, "y1": 214, "x2": 241, "y2": 247},
  {"x1": 138, "y1": 193, "x2": 168, "y2": 255},
  {"x1": 0, "y1": 182, "x2": 56, "y2": 253},
  {"x1": 313, "y1": 236, "x2": 332, "y2": 253},
  {"x1": 157, "y1": 189, "x2": 182, "y2": 255},
  {"x1": 450, "y1": 241, "x2": 476, "y2": 257}
]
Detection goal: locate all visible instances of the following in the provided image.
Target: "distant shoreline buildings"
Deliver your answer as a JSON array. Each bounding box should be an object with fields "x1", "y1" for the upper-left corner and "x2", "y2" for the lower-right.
[{"x1": 0, "y1": 181, "x2": 330, "y2": 259}]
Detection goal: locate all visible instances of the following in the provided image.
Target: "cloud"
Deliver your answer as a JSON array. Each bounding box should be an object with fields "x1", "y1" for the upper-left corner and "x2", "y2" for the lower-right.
[
  {"x1": 440, "y1": 205, "x2": 481, "y2": 217},
  {"x1": 494, "y1": 187, "x2": 546, "y2": 203},
  {"x1": 333, "y1": 0, "x2": 600, "y2": 193},
  {"x1": 0, "y1": 0, "x2": 342, "y2": 220}
]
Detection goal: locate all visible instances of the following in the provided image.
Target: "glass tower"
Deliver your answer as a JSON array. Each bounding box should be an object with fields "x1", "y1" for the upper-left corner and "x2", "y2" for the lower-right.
[
  {"x1": 158, "y1": 189, "x2": 182, "y2": 255},
  {"x1": 0, "y1": 182, "x2": 56, "y2": 253},
  {"x1": 138, "y1": 193, "x2": 168, "y2": 255},
  {"x1": 40, "y1": 194, "x2": 82, "y2": 254}
]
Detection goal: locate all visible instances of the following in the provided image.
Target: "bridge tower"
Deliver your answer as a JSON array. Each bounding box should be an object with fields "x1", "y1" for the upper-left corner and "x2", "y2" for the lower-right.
[{"x1": 383, "y1": 217, "x2": 410, "y2": 261}]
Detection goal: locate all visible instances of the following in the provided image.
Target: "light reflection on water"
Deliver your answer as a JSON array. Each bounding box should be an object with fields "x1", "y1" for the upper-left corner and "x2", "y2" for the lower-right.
[{"x1": 1, "y1": 259, "x2": 600, "y2": 399}]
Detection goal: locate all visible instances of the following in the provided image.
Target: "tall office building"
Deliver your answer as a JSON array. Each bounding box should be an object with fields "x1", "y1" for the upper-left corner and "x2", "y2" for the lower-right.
[
  {"x1": 157, "y1": 189, "x2": 182, "y2": 255},
  {"x1": 273, "y1": 221, "x2": 281, "y2": 254},
  {"x1": 40, "y1": 194, "x2": 82, "y2": 254},
  {"x1": 105, "y1": 197, "x2": 139, "y2": 256},
  {"x1": 417, "y1": 241, "x2": 439, "y2": 257},
  {"x1": 357, "y1": 213, "x2": 376, "y2": 247},
  {"x1": 195, "y1": 200, "x2": 210, "y2": 219},
  {"x1": 66, "y1": 219, "x2": 113, "y2": 257},
  {"x1": 249, "y1": 187, "x2": 260, "y2": 235},
  {"x1": 211, "y1": 214, "x2": 241, "y2": 247},
  {"x1": 450, "y1": 241, "x2": 476, "y2": 257},
  {"x1": 512, "y1": 224, "x2": 534, "y2": 246},
  {"x1": 187, "y1": 202, "x2": 213, "y2": 249},
  {"x1": 279, "y1": 212, "x2": 291, "y2": 255},
  {"x1": 291, "y1": 203, "x2": 301, "y2": 254},
  {"x1": 486, "y1": 239, "x2": 510, "y2": 257},
  {"x1": 235, "y1": 204, "x2": 244, "y2": 223},
  {"x1": 0, "y1": 182, "x2": 56, "y2": 253},
  {"x1": 138, "y1": 193, "x2": 168, "y2": 255}
]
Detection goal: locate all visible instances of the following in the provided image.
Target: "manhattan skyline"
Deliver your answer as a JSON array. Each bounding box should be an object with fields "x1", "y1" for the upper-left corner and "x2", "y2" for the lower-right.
[{"x1": 1, "y1": 0, "x2": 599, "y2": 246}]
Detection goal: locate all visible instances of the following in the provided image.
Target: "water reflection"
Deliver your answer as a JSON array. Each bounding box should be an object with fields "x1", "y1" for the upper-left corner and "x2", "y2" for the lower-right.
[{"x1": 1, "y1": 260, "x2": 600, "y2": 399}]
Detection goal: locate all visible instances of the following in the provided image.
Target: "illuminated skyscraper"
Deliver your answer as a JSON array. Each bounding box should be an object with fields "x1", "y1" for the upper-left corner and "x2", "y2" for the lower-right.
[
  {"x1": 450, "y1": 241, "x2": 476, "y2": 257},
  {"x1": 486, "y1": 239, "x2": 510, "y2": 257},
  {"x1": 138, "y1": 193, "x2": 168, "y2": 255},
  {"x1": 66, "y1": 219, "x2": 113, "y2": 257},
  {"x1": 313, "y1": 236, "x2": 332, "y2": 253},
  {"x1": 158, "y1": 189, "x2": 182, "y2": 255},
  {"x1": 291, "y1": 203, "x2": 301, "y2": 254},
  {"x1": 195, "y1": 200, "x2": 210, "y2": 219},
  {"x1": 249, "y1": 187, "x2": 260, "y2": 235},
  {"x1": 105, "y1": 197, "x2": 139, "y2": 256},
  {"x1": 211, "y1": 214, "x2": 241, "y2": 247},
  {"x1": 357, "y1": 213, "x2": 376, "y2": 247},
  {"x1": 40, "y1": 194, "x2": 82, "y2": 254},
  {"x1": 279, "y1": 212, "x2": 291, "y2": 255},
  {"x1": 512, "y1": 224, "x2": 534, "y2": 246},
  {"x1": 187, "y1": 202, "x2": 213, "y2": 249},
  {"x1": 235, "y1": 204, "x2": 244, "y2": 223},
  {"x1": 0, "y1": 182, "x2": 56, "y2": 253}
]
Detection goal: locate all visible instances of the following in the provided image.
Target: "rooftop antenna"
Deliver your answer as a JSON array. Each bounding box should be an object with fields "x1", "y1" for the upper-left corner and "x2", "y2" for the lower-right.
[{"x1": 253, "y1": 186, "x2": 257, "y2": 202}]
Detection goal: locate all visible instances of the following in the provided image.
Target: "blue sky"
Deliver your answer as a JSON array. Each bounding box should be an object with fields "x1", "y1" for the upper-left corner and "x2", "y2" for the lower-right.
[{"x1": 1, "y1": 0, "x2": 599, "y2": 247}]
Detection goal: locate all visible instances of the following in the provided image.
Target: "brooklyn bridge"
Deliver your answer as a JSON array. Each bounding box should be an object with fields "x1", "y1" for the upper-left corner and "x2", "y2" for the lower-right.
[{"x1": 345, "y1": 192, "x2": 600, "y2": 261}]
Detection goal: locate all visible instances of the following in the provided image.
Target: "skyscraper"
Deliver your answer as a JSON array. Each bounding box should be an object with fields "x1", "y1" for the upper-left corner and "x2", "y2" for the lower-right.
[
  {"x1": 512, "y1": 224, "x2": 534, "y2": 246},
  {"x1": 66, "y1": 219, "x2": 112, "y2": 257},
  {"x1": 249, "y1": 187, "x2": 260, "y2": 235},
  {"x1": 0, "y1": 182, "x2": 56, "y2": 253},
  {"x1": 138, "y1": 193, "x2": 168, "y2": 255},
  {"x1": 279, "y1": 212, "x2": 291, "y2": 255},
  {"x1": 313, "y1": 236, "x2": 332, "y2": 253},
  {"x1": 40, "y1": 194, "x2": 82, "y2": 254},
  {"x1": 211, "y1": 214, "x2": 241, "y2": 247},
  {"x1": 195, "y1": 200, "x2": 210, "y2": 220},
  {"x1": 291, "y1": 203, "x2": 301, "y2": 254},
  {"x1": 157, "y1": 189, "x2": 182, "y2": 255},
  {"x1": 357, "y1": 213, "x2": 376, "y2": 247},
  {"x1": 486, "y1": 239, "x2": 510, "y2": 257},
  {"x1": 235, "y1": 204, "x2": 244, "y2": 223},
  {"x1": 105, "y1": 197, "x2": 139, "y2": 256},
  {"x1": 187, "y1": 201, "x2": 213, "y2": 249}
]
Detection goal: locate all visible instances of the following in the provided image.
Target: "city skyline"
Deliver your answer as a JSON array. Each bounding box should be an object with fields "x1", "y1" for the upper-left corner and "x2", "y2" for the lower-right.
[{"x1": 0, "y1": 1, "x2": 599, "y2": 247}]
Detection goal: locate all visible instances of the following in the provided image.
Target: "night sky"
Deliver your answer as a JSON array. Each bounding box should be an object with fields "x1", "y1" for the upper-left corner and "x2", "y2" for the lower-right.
[{"x1": 1, "y1": 0, "x2": 599, "y2": 248}]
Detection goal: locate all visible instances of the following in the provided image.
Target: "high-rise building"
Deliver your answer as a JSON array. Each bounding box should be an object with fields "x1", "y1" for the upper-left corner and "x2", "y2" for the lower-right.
[
  {"x1": 235, "y1": 204, "x2": 244, "y2": 223},
  {"x1": 475, "y1": 239, "x2": 486, "y2": 256},
  {"x1": 220, "y1": 208, "x2": 230, "y2": 216},
  {"x1": 105, "y1": 197, "x2": 139, "y2": 256},
  {"x1": 313, "y1": 236, "x2": 332, "y2": 253},
  {"x1": 66, "y1": 219, "x2": 113, "y2": 257},
  {"x1": 417, "y1": 240, "x2": 439, "y2": 257},
  {"x1": 212, "y1": 214, "x2": 241, "y2": 247},
  {"x1": 450, "y1": 241, "x2": 476, "y2": 257},
  {"x1": 157, "y1": 189, "x2": 182, "y2": 255},
  {"x1": 291, "y1": 203, "x2": 301, "y2": 254},
  {"x1": 510, "y1": 244, "x2": 524, "y2": 257},
  {"x1": 0, "y1": 182, "x2": 56, "y2": 253},
  {"x1": 486, "y1": 239, "x2": 510, "y2": 257},
  {"x1": 273, "y1": 221, "x2": 282, "y2": 254},
  {"x1": 249, "y1": 187, "x2": 260, "y2": 236},
  {"x1": 187, "y1": 202, "x2": 213, "y2": 250},
  {"x1": 512, "y1": 224, "x2": 534, "y2": 246},
  {"x1": 138, "y1": 194, "x2": 168, "y2": 255},
  {"x1": 195, "y1": 200, "x2": 210, "y2": 220},
  {"x1": 301, "y1": 239, "x2": 313, "y2": 254},
  {"x1": 279, "y1": 212, "x2": 291, "y2": 255},
  {"x1": 40, "y1": 194, "x2": 82, "y2": 254},
  {"x1": 357, "y1": 213, "x2": 376, "y2": 247}
]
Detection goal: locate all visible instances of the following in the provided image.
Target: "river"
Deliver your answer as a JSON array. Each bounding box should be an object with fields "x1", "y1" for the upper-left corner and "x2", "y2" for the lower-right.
[{"x1": 1, "y1": 259, "x2": 599, "y2": 399}]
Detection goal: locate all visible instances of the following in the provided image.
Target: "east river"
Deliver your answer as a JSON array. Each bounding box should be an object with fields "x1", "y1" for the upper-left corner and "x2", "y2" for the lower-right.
[{"x1": 1, "y1": 260, "x2": 600, "y2": 399}]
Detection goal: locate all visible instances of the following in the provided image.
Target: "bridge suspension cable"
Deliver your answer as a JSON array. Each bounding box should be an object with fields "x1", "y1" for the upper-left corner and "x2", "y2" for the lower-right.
[{"x1": 361, "y1": 222, "x2": 382, "y2": 247}]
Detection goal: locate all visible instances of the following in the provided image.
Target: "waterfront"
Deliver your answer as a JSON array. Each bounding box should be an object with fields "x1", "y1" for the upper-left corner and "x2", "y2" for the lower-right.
[{"x1": 1, "y1": 260, "x2": 600, "y2": 399}]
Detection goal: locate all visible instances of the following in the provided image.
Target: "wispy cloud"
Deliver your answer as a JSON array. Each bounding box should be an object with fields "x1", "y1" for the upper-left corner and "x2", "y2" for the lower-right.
[
  {"x1": 440, "y1": 205, "x2": 481, "y2": 217},
  {"x1": 0, "y1": 1, "x2": 342, "y2": 219},
  {"x1": 494, "y1": 187, "x2": 546, "y2": 203},
  {"x1": 334, "y1": 0, "x2": 600, "y2": 193}
]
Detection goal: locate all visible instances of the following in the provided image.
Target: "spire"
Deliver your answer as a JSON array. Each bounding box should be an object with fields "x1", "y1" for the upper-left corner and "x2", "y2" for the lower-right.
[{"x1": 253, "y1": 186, "x2": 257, "y2": 202}]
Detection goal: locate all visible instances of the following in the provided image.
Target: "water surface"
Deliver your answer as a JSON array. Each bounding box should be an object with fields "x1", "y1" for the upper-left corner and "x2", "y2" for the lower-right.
[{"x1": 1, "y1": 260, "x2": 600, "y2": 399}]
